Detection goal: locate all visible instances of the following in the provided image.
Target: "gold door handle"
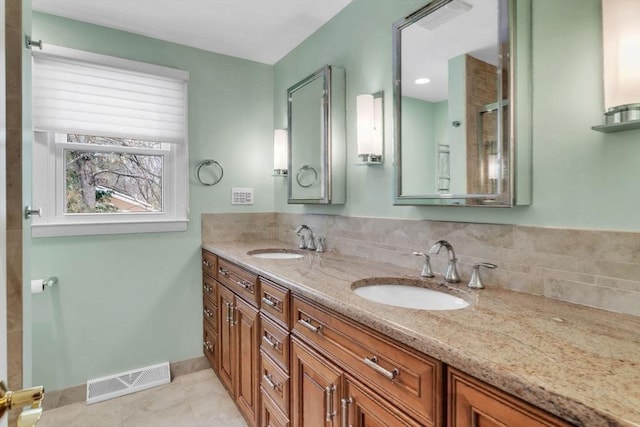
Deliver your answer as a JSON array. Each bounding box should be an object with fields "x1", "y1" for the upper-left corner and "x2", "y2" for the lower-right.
[{"x1": 0, "y1": 381, "x2": 45, "y2": 417}]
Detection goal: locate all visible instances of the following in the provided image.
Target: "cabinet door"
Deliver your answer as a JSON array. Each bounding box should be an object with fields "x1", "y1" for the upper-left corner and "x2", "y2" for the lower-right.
[
  {"x1": 291, "y1": 337, "x2": 343, "y2": 427},
  {"x1": 261, "y1": 389, "x2": 290, "y2": 427},
  {"x1": 448, "y1": 369, "x2": 572, "y2": 427},
  {"x1": 235, "y1": 296, "x2": 259, "y2": 426},
  {"x1": 217, "y1": 283, "x2": 235, "y2": 395},
  {"x1": 344, "y1": 376, "x2": 423, "y2": 427}
]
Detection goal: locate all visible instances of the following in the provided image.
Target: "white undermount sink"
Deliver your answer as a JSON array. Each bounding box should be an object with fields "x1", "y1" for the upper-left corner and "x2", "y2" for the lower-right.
[
  {"x1": 352, "y1": 281, "x2": 470, "y2": 311},
  {"x1": 247, "y1": 249, "x2": 305, "y2": 260}
]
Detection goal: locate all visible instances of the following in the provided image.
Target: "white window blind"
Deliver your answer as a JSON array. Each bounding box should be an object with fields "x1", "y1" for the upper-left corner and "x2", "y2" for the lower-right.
[{"x1": 32, "y1": 46, "x2": 188, "y2": 144}]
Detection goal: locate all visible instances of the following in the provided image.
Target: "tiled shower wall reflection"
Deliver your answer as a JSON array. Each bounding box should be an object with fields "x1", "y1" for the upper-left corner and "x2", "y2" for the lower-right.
[{"x1": 202, "y1": 213, "x2": 640, "y2": 317}]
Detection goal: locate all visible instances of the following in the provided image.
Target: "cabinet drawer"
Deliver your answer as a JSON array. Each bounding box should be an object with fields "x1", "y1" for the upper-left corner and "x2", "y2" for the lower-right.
[
  {"x1": 292, "y1": 296, "x2": 442, "y2": 426},
  {"x1": 259, "y1": 277, "x2": 290, "y2": 328},
  {"x1": 202, "y1": 249, "x2": 218, "y2": 279},
  {"x1": 203, "y1": 297, "x2": 218, "y2": 332},
  {"x1": 448, "y1": 368, "x2": 573, "y2": 427},
  {"x1": 260, "y1": 350, "x2": 290, "y2": 415},
  {"x1": 203, "y1": 323, "x2": 217, "y2": 373},
  {"x1": 202, "y1": 275, "x2": 217, "y2": 306},
  {"x1": 218, "y1": 258, "x2": 259, "y2": 306},
  {"x1": 261, "y1": 388, "x2": 290, "y2": 427},
  {"x1": 260, "y1": 315, "x2": 290, "y2": 373}
]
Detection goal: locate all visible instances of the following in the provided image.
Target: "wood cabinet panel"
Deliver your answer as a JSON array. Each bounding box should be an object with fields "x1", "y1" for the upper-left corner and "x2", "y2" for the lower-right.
[
  {"x1": 203, "y1": 323, "x2": 217, "y2": 373},
  {"x1": 259, "y1": 277, "x2": 291, "y2": 328},
  {"x1": 203, "y1": 296, "x2": 218, "y2": 332},
  {"x1": 261, "y1": 389, "x2": 290, "y2": 427},
  {"x1": 218, "y1": 258, "x2": 259, "y2": 306},
  {"x1": 448, "y1": 369, "x2": 573, "y2": 427},
  {"x1": 292, "y1": 296, "x2": 441, "y2": 426},
  {"x1": 344, "y1": 375, "x2": 423, "y2": 427},
  {"x1": 203, "y1": 274, "x2": 217, "y2": 306},
  {"x1": 235, "y1": 297, "x2": 260, "y2": 426},
  {"x1": 291, "y1": 337, "x2": 343, "y2": 427},
  {"x1": 202, "y1": 249, "x2": 218, "y2": 279},
  {"x1": 260, "y1": 350, "x2": 290, "y2": 414},
  {"x1": 260, "y1": 315, "x2": 290, "y2": 373},
  {"x1": 217, "y1": 284, "x2": 235, "y2": 395}
]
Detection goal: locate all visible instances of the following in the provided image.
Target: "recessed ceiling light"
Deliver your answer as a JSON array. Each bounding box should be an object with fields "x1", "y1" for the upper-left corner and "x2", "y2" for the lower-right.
[{"x1": 414, "y1": 78, "x2": 431, "y2": 85}]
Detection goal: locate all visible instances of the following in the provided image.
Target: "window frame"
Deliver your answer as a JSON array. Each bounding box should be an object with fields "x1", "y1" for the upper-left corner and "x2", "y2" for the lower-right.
[{"x1": 31, "y1": 47, "x2": 189, "y2": 238}]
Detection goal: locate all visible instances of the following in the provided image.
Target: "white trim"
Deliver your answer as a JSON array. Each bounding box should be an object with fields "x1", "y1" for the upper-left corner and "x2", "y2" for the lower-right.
[{"x1": 32, "y1": 219, "x2": 188, "y2": 238}]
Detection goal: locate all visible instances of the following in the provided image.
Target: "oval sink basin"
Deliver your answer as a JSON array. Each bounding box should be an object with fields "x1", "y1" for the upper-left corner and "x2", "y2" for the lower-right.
[
  {"x1": 247, "y1": 249, "x2": 305, "y2": 260},
  {"x1": 353, "y1": 283, "x2": 469, "y2": 311}
]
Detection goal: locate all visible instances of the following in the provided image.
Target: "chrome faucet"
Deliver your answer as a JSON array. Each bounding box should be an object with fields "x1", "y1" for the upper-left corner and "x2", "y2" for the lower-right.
[
  {"x1": 296, "y1": 225, "x2": 316, "y2": 250},
  {"x1": 429, "y1": 240, "x2": 461, "y2": 283}
]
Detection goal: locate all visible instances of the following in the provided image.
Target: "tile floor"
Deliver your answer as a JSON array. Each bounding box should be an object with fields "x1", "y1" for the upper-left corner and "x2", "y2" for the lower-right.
[{"x1": 37, "y1": 369, "x2": 248, "y2": 427}]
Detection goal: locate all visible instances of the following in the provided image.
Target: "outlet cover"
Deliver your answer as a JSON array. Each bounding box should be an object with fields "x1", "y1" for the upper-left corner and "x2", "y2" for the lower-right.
[{"x1": 231, "y1": 187, "x2": 254, "y2": 205}]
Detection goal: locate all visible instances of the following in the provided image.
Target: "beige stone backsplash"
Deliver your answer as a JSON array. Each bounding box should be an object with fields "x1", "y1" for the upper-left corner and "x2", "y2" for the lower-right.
[{"x1": 202, "y1": 212, "x2": 640, "y2": 316}]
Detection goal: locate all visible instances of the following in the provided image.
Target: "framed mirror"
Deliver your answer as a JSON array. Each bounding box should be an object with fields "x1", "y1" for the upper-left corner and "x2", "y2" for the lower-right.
[
  {"x1": 393, "y1": 0, "x2": 531, "y2": 207},
  {"x1": 288, "y1": 65, "x2": 346, "y2": 204}
]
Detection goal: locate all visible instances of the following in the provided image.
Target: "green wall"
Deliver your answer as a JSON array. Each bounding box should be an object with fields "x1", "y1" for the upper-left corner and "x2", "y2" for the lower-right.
[
  {"x1": 273, "y1": 0, "x2": 640, "y2": 231},
  {"x1": 30, "y1": 13, "x2": 274, "y2": 390}
]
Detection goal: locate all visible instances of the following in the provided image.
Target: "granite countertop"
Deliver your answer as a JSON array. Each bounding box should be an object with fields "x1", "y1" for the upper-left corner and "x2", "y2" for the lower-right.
[{"x1": 202, "y1": 240, "x2": 640, "y2": 427}]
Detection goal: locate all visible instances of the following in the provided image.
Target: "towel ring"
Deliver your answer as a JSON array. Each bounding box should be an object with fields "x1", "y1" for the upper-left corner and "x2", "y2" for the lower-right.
[
  {"x1": 196, "y1": 159, "x2": 224, "y2": 186},
  {"x1": 295, "y1": 165, "x2": 318, "y2": 188}
]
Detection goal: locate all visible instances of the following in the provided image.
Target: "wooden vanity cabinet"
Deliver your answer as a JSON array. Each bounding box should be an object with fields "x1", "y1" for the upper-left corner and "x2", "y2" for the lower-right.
[
  {"x1": 292, "y1": 295, "x2": 442, "y2": 426},
  {"x1": 202, "y1": 252, "x2": 575, "y2": 427},
  {"x1": 258, "y1": 277, "x2": 292, "y2": 427},
  {"x1": 201, "y1": 251, "x2": 218, "y2": 372},
  {"x1": 448, "y1": 369, "x2": 573, "y2": 427},
  {"x1": 215, "y1": 258, "x2": 260, "y2": 427}
]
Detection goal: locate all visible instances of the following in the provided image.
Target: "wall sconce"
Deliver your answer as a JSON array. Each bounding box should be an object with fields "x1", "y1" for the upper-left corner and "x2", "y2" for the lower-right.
[
  {"x1": 593, "y1": 0, "x2": 640, "y2": 133},
  {"x1": 273, "y1": 129, "x2": 288, "y2": 176},
  {"x1": 356, "y1": 92, "x2": 384, "y2": 165}
]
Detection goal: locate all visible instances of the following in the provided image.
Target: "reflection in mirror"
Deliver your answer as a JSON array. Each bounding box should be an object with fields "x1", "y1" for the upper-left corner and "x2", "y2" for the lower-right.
[
  {"x1": 393, "y1": 0, "x2": 529, "y2": 206},
  {"x1": 287, "y1": 65, "x2": 346, "y2": 204}
]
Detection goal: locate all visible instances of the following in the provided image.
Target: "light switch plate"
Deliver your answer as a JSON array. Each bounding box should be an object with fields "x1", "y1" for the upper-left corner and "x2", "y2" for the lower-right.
[{"x1": 231, "y1": 187, "x2": 254, "y2": 205}]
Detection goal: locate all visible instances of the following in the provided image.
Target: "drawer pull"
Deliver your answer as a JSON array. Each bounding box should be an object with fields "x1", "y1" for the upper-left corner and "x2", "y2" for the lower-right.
[
  {"x1": 203, "y1": 283, "x2": 213, "y2": 293},
  {"x1": 262, "y1": 296, "x2": 276, "y2": 307},
  {"x1": 263, "y1": 374, "x2": 280, "y2": 390},
  {"x1": 325, "y1": 385, "x2": 336, "y2": 422},
  {"x1": 203, "y1": 308, "x2": 214, "y2": 318},
  {"x1": 362, "y1": 356, "x2": 399, "y2": 381},
  {"x1": 202, "y1": 259, "x2": 212, "y2": 268},
  {"x1": 341, "y1": 398, "x2": 352, "y2": 427},
  {"x1": 298, "y1": 318, "x2": 322, "y2": 334},
  {"x1": 218, "y1": 267, "x2": 229, "y2": 277},
  {"x1": 262, "y1": 334, "x2": 280, "y2": 350},
  {"x1": 236, "y1": 279, "x2": 253, "y2": 290},
  {"x1": 203, "y1": 341, "x2": 213, "y2": 352},
  {"x1": 225, "y1": 302, "x2": 232, "y2": 324}
]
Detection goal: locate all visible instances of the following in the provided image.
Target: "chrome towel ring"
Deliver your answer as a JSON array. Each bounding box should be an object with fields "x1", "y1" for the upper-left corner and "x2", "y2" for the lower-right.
[
  {"x1": 295, "y1": 165, "x2": 318, "y2": 188},
  {"x1": 196, "y1": 159, "x2": 223, "y2": 186}
]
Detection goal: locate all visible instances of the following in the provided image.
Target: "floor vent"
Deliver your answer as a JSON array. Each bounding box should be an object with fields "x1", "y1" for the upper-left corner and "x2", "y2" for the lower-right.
[{"x1": 86, "y1": 362, "x2": 170, "y2": 405}]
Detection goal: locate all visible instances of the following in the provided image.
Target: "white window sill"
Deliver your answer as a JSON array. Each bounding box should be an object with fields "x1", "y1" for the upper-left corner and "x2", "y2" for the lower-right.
[{"x1": 31, "y1": 219, "x2": 189, "y2": 238}]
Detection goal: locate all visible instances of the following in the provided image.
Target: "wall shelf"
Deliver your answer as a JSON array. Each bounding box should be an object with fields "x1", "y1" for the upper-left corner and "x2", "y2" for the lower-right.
[{"x1": 592, "y1": 119, "x2": 640, "y2": 133}]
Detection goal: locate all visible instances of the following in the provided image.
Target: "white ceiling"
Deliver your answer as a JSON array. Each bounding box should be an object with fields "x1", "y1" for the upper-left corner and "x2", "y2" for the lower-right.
[{"x1": 31, "y1": 0, "x2": 354, "y2": 65}]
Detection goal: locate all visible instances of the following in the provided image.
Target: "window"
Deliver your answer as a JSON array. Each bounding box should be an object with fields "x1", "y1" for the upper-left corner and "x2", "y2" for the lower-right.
[{"x1": 31, "y1": 46, "x2": 189, "y2": 237}]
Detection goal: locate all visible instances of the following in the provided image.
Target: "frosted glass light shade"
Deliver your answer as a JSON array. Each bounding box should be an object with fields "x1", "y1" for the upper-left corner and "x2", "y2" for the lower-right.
[
  {"x1": 273, "y1": 129, "x2": 288, "y2": 175},
  {"x1": 356, "y1": 93, "x2": 384, "y2": 164},
  {"x1": 602, "y1": 0, "x2": 640, "y2": 119}
]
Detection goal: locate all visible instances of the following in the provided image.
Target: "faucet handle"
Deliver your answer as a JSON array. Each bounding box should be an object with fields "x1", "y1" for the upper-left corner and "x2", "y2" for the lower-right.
[
  {"x1": 412, "y1": 252, "x2": 435, "y2": 278},
  {"x1": 298, "y1": 235, "x2": 307, "y2": 249},
  {"x1": 467, "y1": 263, "x2": 497, "y2": 289},
  {"x1": 316, "y1": 237, "x2": 326, "y2": 253}
]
